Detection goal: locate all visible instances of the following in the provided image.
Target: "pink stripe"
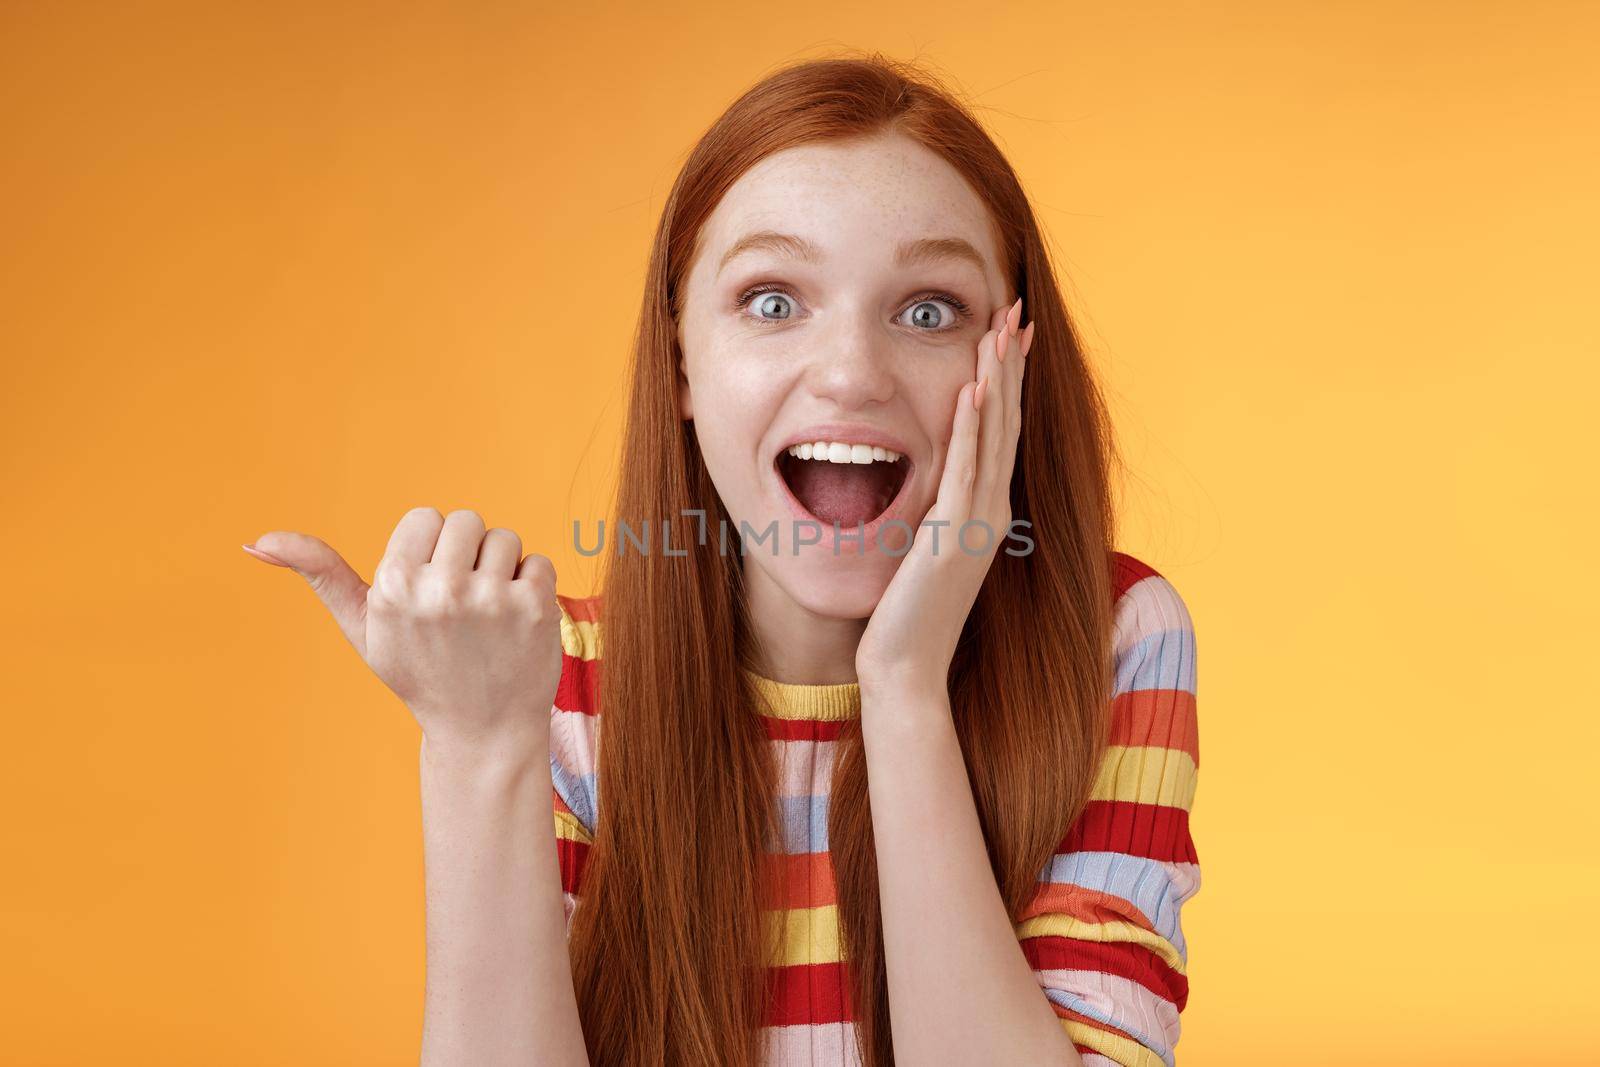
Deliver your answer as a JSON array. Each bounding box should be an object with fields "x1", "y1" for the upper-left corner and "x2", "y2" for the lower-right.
[
  {"x1": 758, "y1": 1021, "x2": 862, "y2": 1066},
  {"x1": 771, "y1": 737, "x2": 838, "y2": 798},
  {"x1": 1112, "y1": 575, "x2": 1189, "y2": 663},
  {"x1": 1035, "y1": 967, "x2": 1181, "y2": 1051},
  {"x1": 550, "y1": 708, "x2": 597, "y2": 777}
]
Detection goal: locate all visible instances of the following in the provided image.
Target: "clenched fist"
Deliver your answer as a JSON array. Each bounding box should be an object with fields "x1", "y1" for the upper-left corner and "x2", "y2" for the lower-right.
[{"x1": 242, "y1": 506, "x2": 564, "y2": 754}]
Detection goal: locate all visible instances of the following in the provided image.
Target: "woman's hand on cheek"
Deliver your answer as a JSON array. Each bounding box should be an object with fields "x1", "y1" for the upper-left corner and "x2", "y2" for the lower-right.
[{"x1": 855, "y1": 297, "x2": 1035, "y2": 696}]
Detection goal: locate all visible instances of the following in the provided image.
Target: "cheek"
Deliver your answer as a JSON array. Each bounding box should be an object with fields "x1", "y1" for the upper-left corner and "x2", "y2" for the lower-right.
[
  {"x1": 689, "y1": 365, "x2": 781, "y2": 469},
  {"x1": 910, "y1": 368, "x2": 972, "y2": 439}
]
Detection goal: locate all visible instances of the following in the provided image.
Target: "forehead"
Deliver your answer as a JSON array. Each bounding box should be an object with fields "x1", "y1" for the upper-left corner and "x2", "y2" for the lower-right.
[{"x1": 695, "y1": 131, "x2": 1000, "y2": 272}]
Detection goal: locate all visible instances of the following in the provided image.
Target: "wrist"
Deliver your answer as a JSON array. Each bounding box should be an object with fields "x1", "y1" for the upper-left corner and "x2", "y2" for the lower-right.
[
  {"x1": 420, "y1": 723, "x2": 548, "y2": 782},
  {"x1": 856, "y1": 661, "x2": 950, "y2": 704}
]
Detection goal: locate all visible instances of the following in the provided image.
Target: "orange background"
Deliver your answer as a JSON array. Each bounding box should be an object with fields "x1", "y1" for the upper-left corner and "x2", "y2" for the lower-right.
[{"x1": 2, "y1": 2, "x2": 1596, "y2": 1063}]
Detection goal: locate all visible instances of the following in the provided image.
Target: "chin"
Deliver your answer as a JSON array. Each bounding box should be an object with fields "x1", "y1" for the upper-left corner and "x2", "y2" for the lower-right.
[
  {"x1": 730, "y1": 497, "x2": 918, "y2": 624},
  {"x1": 771, "y1": 549, "x2": 899, "y2": 621}
]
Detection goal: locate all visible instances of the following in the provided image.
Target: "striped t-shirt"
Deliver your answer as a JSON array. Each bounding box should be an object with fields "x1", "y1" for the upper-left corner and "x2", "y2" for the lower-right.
[{"x1": 549, "y1": 551, "x2": 1200, "y2": 1066}]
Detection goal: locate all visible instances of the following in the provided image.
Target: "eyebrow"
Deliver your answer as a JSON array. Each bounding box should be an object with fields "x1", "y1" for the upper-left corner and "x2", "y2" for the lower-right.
[{"x1": 717, "y1": 229, "x2": 989, "y2": 278}]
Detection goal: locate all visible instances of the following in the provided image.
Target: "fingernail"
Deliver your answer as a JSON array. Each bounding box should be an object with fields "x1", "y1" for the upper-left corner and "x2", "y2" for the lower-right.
[
  {"x1": 973, "y1": 376, "x2": 988, "y2": 409},
  {"x1": 996, "y1": 327, "x2": 1008, "y2": 362},
  {"x1": 1021, "y1": 320, "x2": 1035, "y2": 356},
  {"x1": 1008, "y1": 297, "x2": 1023, "y2": 335},
  {"x1": 242, "y1": 542, "x2": 290, "y2": 567}
]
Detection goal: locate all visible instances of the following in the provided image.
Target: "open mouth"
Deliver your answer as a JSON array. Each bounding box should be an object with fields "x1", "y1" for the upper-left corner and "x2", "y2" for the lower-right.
[{"x1": 775, "y1": 440, "x2": 912, "y2": 528}]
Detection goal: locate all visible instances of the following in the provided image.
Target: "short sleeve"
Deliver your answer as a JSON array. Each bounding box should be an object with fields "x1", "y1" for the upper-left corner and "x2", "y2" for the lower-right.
[
  {"x1": 1014, "y1": 563, "x2": 1200, "y2": 1067},
  {"x1": 550, "y1": 593, "x2": 603, "y2": 937}
]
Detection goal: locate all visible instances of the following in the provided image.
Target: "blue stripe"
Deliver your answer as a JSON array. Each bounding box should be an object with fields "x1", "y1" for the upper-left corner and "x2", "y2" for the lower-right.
[
  {"x1": 1113, "y1": 625, "x2": 1195, "y2": 697},
  {"x1": 1037, "y1": 851, "x2": 1196, "y2": 959},
  {"x1": 1042, "y1": 986, "x2": 1174, "y2": 1067},
  {"x1": 550, "y1": 760, "x2": 599, "y2": 838},
  {"x1": 771, "y1": 793, "x2": 830, "y2": 854}
]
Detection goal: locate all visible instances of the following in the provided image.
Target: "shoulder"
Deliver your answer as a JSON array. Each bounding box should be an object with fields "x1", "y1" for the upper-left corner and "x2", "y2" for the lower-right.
[
  {"x1": 1109, "y1": 551, "x2": 1197, "y2": 700},
  {"x1": 1014, "y1": 554, "x2": 1204, "y2": 1059},
  {"x1": 1100, "y1": 552, "x2": 1199, "y2": 830}
]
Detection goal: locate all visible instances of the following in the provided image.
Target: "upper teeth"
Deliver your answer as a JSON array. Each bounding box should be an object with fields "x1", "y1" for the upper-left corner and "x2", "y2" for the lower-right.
[{"x1": 786, "y1": 441, "x2": 903, "y2": 464}]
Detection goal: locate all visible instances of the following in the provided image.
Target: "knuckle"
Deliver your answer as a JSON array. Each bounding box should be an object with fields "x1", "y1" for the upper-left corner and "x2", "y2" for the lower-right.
[
  {"x1": 465, "y1": 577, "x2": 507, "y2": 613},
  {"x1": 487, "y1": 528, "x2": 524, "y2": 557},
  {"x1": 520, "y1": 553, "x2": 556, "y2": 585},
  {"x1": 512, "y1": 582, "x2": 552, "y2": 622},
  {"x1": 370, "y1": 571, "x2": 403, "y2": 607},
  {"x1": 414, "y1": 572, "x2": 465, "y2": 618}
]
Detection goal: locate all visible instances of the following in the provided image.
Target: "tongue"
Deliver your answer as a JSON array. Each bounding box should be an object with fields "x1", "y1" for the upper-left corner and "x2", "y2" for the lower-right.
[{"x1": 786, "y1": 460, "x2": 896, "y2": 527}]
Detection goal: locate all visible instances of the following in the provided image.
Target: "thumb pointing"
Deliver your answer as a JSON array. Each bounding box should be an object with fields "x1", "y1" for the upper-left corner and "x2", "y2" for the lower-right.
[{"x1": 245, "y1": 531, "x2": 370, "y2": 658}]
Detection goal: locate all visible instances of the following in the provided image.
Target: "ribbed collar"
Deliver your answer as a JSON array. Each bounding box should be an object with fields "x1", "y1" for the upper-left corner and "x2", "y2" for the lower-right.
[{"x1": 741, "y1": 667, "x2": 861, "y2": 721}]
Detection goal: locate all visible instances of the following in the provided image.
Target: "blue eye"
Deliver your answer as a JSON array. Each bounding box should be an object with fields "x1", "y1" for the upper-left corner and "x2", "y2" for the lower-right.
[
  {"x1": 753, "y1": 291, "x2": 794, "y2": 321},
  {"x1": 732, "y1": 284, "x2": 972, "y2": 331},
  {"x1": 903, "y1": 299, "x2": 958, "y2": 330},
  {"x1": 733, "y1": 284, "x2": 800, "y2": 325}
]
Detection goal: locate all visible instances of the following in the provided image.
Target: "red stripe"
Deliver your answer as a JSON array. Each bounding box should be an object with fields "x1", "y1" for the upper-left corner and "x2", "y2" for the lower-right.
[
  {"x1": 1021, "y1": 935, "x2": 1189, "y2": 1011},
  {"x1": 555, "y1": 651, "x2": 599, "y2": 714},
  {"x1": 761, "y1": 716, "x2": 848, "y2": 742},
  {"x1": 762, "y1": 961, "x2": 855, "y2": 1025},
  {"x1": 557, "y1": 592, "x2": 602, "y2": 623},
  {"x1": 1108, "y1": 688, "x2": 1199, "y2": 766},
  {"x1": 1059, "y1": 800, "x2": 1198, "y2": 864},
  {"x1": 761, "y1": 850, "x2": 837, "y2": 910},
  {"x1": 552, "y1": 788, "x2": 577, "y2": 818},
  {"x1": 1020, "y1": 882, "x2": 1155, "y2": 930},
  {"x1": 1111, "y1": 551, "x2": 1161, "y2": 599},
  {"x1": 556, "y1": 836, "x2": 589, "y2": 894}
]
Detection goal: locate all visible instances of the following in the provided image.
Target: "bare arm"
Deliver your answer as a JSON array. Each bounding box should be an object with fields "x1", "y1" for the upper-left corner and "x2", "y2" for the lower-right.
[
  {"x1": 244, "y1": 506, "x2": 590, "y2": 1066},
  {"x1": 859, "y1": 677, "x2": 1084, "y2": 1066},
  {"x1": 418, "y1": 732, "x2": 588, "y2": 1067}
]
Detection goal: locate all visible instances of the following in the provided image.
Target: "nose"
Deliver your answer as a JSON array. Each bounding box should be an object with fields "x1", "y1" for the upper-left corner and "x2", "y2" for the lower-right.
[{"x1": 804, "y1": 308, "x2": 897, "y2": 410}]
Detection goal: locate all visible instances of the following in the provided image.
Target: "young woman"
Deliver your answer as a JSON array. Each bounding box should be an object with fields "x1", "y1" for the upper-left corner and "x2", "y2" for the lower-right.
[{"x1": 243, "y1": 54, "x2": 1200, "y2": 1067}]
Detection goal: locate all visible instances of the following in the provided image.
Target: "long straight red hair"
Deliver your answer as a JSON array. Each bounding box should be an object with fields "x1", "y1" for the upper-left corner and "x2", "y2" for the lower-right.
[{"x1": 566, "y1": 52, "x2": 1122, "y2": 1065}]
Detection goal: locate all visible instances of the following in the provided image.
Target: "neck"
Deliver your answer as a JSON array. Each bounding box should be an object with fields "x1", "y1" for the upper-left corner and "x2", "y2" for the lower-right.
[{"x1": 742, "y1": 563, "x2": 867, "y2": 685}]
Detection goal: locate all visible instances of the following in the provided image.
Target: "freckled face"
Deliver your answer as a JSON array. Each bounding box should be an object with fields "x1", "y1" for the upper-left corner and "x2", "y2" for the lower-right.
[{"x1": 675, "y1": 129, "x2": 1011, "y2": 621}]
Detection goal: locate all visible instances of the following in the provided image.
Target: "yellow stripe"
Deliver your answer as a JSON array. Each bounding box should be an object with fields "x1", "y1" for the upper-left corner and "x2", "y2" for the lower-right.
[
  {"x1": 554, "y1": 809, "x2": 593, "y2": 845},
  {"x1": 558, "y1": 609, "x2": 602, "y2": 660},
  {"x1": 1060, "y1": 1017, "x2": 1168, "y2": 1067},
  {"x1": 1016, "y1": 913, "x2": 1187, "y2": 975},
  {"x1": 743, "y1": 669, "x2": 861, "y2": 720},
  {"x1": 761, "y1": 904, "x2": 843, "y2": 966},
  {"x1": 1089, "y1": 745, "x2": 1198, "y2": 810}
]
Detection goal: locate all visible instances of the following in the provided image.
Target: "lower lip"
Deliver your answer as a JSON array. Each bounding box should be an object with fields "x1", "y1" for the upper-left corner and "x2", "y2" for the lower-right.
[{"x1": 770, "y1": 455, "x2": 919, "y2": 551}]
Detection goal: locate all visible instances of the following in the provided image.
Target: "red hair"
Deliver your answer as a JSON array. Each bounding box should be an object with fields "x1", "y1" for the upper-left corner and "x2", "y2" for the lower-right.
[{"x1": 566, "y1": 51, "x2": 1122, "y2": 1065}]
